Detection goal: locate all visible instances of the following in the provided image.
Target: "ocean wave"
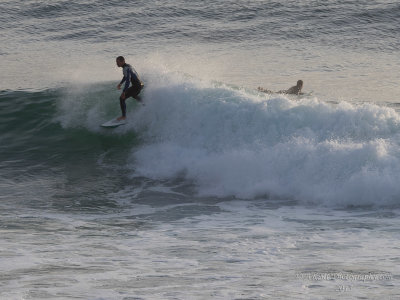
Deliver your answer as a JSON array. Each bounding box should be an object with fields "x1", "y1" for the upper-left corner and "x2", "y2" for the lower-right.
[
  {"x1": 127, "y1": 71, "x2": 400, "y2": 206},
  {"x1": 3, "y1": 72, "x2": 400, "y2": 207}
]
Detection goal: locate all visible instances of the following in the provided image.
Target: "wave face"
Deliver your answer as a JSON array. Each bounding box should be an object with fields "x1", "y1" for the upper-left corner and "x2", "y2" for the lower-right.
[
  {"x1": 2, "y1": 71, "x2": 400, "y2": 207},
  {"x1": 0, "y1": 87, "x2": 136, "y2": 169}
]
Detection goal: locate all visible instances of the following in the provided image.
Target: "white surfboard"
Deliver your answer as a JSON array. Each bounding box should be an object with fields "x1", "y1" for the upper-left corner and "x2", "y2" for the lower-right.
[{"x1": 101, "y1": 117, "x2": 126, "y2": 128}]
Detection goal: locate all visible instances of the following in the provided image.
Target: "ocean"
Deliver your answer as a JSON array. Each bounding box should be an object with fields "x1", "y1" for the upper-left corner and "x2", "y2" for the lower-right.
[{"x1": 1, "y1": 0, "x2": 400, "y2": 299}]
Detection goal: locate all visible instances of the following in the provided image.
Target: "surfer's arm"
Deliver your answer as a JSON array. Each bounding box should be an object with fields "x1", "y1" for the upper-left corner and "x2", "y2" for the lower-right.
[
  {"x1": 117, "y1": 76, "x2": 126, "y2": 89},
  {"x1": 119, "y1": 76, "x2": 126, "y2": 85}
]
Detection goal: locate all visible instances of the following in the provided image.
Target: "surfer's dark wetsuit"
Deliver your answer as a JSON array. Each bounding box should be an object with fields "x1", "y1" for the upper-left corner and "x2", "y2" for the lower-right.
[{"x1": 119, "y1": 63, "x2": 144, "y2": 117}]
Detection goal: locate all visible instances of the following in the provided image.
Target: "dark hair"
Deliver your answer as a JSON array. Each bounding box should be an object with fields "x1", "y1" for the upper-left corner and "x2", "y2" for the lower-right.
[
  {"x1": 116, "y1": 56, "x2": 125, "y2": 62},
  {"x1": 297, "y1": 80, "x2": 303, "y2": 86}
]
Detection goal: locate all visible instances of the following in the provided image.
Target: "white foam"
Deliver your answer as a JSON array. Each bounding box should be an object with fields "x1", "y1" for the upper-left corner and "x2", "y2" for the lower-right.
[
  {"x1": 128, "y1": 71, "x2": 400, "y2": 206},
  {"x1": 54, "y1": 69, "x2": 400, "y2": 206}
]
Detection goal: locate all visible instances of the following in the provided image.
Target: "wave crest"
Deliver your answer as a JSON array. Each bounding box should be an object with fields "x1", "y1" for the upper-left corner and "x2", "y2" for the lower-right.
[{"x1": 129, "y1": 72, "x2": 400, "y2": 206}]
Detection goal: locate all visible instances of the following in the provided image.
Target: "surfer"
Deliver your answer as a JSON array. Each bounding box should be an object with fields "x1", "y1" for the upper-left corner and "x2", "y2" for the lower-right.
[
  {"x1": 258, "y1": 80, "x2": 304, "y2": 95},
  {"x1": 116, "y1": 56, "x2": 144, "y2": 121}
]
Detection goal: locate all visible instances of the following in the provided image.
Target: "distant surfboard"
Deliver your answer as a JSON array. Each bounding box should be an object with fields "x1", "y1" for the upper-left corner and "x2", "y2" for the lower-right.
[{"x1": 101, "y1": 117, "x2": 126, "y2": 128}]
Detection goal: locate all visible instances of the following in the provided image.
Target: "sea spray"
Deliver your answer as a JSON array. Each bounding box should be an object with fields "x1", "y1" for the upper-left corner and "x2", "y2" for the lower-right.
[{"x1": 128, "y1": 72, "x2": 400, "y2": 206}]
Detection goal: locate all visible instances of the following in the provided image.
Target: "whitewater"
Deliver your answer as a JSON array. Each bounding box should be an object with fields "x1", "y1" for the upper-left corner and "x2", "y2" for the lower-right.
[{"x1": 55, "y1": 70, "x2": 400, "y2": 206}]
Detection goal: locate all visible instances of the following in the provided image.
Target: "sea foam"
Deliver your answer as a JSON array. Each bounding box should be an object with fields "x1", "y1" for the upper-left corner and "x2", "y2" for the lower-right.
[
  {"x1": 129, "y1": 71, "x2": 400, "y2": 206},
  {"x1": 55, "y1": 69, "x2": 400, "y2": 206}
]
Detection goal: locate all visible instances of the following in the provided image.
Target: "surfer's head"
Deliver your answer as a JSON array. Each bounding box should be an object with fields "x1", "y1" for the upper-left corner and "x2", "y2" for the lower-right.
[
  {"x1": 297, "y1": 80, "x2": 303, "y2": 88},
  {"x1": 116, "y1": 56, "x2": 125, "y2": 67}
]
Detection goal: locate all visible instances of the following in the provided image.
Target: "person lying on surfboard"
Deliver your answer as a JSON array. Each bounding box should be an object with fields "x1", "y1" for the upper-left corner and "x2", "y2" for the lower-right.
[
  {"x1": 116, "y1": 56, "x2": 144, "y2": 121},
  {"x1": 258, "y1": 80, "x2": 304, "y2": 95}
]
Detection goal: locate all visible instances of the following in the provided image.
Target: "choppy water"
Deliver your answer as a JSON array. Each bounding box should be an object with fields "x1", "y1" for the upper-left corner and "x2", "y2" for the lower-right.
[{"x1": 1, "y1": 1, "x2": 400, "y2": 299}]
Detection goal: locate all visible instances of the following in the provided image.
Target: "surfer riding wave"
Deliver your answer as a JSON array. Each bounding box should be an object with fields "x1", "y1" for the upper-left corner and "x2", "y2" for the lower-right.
[{"x1": 116, "y1": 56, "x2": 144, "y2": 121}]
